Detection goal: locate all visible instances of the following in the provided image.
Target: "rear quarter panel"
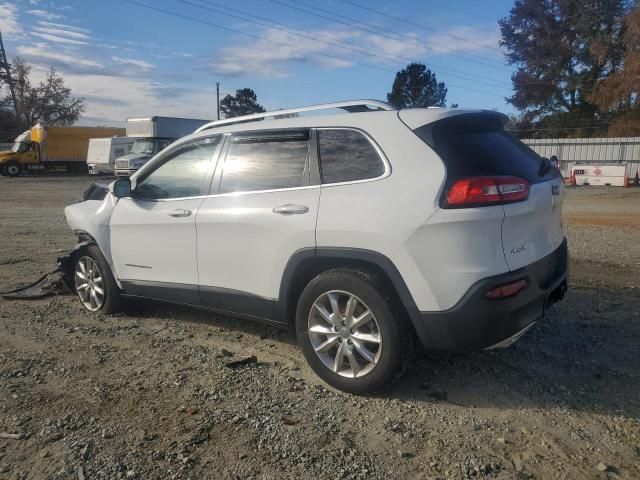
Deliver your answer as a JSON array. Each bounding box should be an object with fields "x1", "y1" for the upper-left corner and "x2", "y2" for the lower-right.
[{"x1": 315, "y1": 115, "x2": 446, "y2": 310}]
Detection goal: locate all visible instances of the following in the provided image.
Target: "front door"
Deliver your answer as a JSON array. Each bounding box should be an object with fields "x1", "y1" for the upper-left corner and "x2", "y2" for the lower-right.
[
  {"x1": 196, "y1": 129, "x2": 319, "y2": 320},
  {"x1": 110, "y1": 136, "x2": 221, "y2": 303}
]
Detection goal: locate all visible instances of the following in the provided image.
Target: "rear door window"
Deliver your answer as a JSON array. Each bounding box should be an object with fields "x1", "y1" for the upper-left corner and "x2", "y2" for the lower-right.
[
  {"x1": 219, "y1": 130, "x2": 311, "y2": 194},
  {"x1": 318, "y1": 129, "x2": 385, "y2": 184},
  {"x1": 414, "y1": 115, "x2": 559, "y2": 184}
]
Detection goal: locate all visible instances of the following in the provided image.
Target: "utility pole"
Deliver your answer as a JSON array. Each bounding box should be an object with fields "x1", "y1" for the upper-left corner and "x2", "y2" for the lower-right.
[
  {"x1": 0, "y1": 31, "x2": 18, "y2": 118},
  {"x1": 216, "y1": 81, "x2": 220, "y2": 120}
]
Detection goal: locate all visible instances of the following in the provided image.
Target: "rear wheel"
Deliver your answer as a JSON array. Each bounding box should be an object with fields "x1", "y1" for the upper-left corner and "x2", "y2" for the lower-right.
[
  {"x1": 296, "y1": 269, "x2": 411, "y2": 394},
  {"x1": 3, "y1": 160, "x2": 22, "y2": 177},
  {"x1": 74, "y1": 245, "x2": 122, "y2": 314}
]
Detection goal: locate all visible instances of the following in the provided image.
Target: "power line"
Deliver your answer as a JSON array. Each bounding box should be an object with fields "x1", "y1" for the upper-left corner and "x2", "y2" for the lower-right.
[
  {"x1": 121, "y1": 0, "x2": 509, "y2": 99},
  {"x1": 271, "y1": 0, "x2": 510, "y2": 71},
  {"x1": 336, "y1": 0, "x2": 500, "y2": 55},
  {"x1": 386, "y1": 0, "x2": 499, "y2": 26},
  {"x1": 123, "y1": 0, "x2": 389, "y2": 73},
  {"x1": 184, "y1": 0, "x2": 512, "y2": 90}
]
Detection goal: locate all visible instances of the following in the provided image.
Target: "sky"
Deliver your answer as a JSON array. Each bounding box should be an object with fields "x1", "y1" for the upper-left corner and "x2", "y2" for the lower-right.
[{"x1": 1, "y1": 0, "x2": 517, "y2": 126}]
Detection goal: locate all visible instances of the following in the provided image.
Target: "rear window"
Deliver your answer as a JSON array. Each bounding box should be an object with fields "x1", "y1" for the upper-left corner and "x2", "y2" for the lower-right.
[{"x1": 414, "y1": 115, "x2": 559, "y2": 184}]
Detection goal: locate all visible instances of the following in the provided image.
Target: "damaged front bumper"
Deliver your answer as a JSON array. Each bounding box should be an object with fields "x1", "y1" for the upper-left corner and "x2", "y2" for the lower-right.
[{"x1": 1, "y1": 241, "x2": 90, "y2": 300}]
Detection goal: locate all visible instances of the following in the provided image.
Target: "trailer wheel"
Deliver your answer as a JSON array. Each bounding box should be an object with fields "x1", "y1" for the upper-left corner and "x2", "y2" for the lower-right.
[{"x1": 3, "y1": 160, "x2": 22, "y2": 177}]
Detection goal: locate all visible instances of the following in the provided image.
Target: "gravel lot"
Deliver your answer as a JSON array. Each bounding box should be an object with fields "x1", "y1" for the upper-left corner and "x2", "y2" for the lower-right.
[{"x1": 1, "y1": 175, "x2": 639, "y2": 480}]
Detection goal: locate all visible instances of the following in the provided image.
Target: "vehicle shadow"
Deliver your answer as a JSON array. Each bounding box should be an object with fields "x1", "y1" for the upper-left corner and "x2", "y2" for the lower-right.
[
  {"x1": 390, "y1": 286, "x2": 640, "y2": 419},
  {"x1": 123, "y1": 286, "x2": 640, "y2": 418},
  {"x1": 124, "y1": 298, "x2": 297, "y2": 346}
]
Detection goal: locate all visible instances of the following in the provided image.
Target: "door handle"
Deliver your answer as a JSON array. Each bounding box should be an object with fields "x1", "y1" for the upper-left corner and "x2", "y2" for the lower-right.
[
  {"x1": 272, "y1": 204, "x2": 309, "y2": 215},
  {"x1": 169, "y1": 208, "x2": 192, "y2": 217}
]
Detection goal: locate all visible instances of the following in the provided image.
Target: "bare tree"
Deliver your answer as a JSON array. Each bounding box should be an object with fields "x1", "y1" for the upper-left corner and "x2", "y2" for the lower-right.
[{"x1": 3, "y1": 57, "x2": 85, "y2": 129}]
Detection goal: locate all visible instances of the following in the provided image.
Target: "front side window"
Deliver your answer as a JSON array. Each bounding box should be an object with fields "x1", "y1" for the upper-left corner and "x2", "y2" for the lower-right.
[
  {"x1": 219, "y1": 130, "x2": 310, "y2": 194},
  {"x1": 134, "y1": 137, "x2": 219, "y2": 200},
  {"x1": 318, "y1": 129, "x2": 385, "y2": 184}
]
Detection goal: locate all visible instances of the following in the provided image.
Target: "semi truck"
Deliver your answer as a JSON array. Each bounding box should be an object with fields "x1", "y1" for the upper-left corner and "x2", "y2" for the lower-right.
[
  {"x1": 0, "y1": 124, "x2": 125, "y2": 177},
  {"x1": 114, "y1": 116, "x2": 210, "y2": 176},
  {"x1": 87, "y1": 137, "x2": 135, "y2": 176}
]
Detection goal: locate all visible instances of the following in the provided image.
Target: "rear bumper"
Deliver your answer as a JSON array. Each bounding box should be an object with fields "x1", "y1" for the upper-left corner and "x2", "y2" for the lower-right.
[
  {"x1": 115, "y1": 169, "x2": 135, "y2": 177},
  {"x1": 413, "y1": 238, "x2": 568, "y2": 352}
]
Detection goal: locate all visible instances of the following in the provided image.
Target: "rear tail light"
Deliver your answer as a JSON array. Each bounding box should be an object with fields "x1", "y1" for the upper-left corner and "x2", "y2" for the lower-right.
[
  {"x1": 444, "y1": 176, "x2": 529, "y2": 207},
  {"x1": 486, "y1": 279, "x2": 528, "y2": 299}
]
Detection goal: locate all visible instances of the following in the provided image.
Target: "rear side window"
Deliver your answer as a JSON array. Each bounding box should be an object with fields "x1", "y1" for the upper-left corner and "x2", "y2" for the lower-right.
[
  {"x1": 414, "y1": 115, "x2": 559, "y2": 184},
  {"x1": 318, "y1": 129, "x2": 385, "y2": 184},
  {"x1": 219, "y1": 130, "x2": 310, "y2": 194}
]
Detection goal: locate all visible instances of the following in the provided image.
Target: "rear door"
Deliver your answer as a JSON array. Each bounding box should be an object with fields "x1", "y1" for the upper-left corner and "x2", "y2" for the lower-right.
[
  {"x1": 195, "y1": 129, "x2": 319, "y2": 319},
  {"x1": 418, "y1": 114, "x2": 565, "y2": 271}
]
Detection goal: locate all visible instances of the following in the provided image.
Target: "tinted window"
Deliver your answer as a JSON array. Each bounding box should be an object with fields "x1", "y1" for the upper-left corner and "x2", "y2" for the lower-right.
[
  {"x1": 219, "y1": 130, "x2": 310, "y2": 194},
  {"x1": 318, "y1": 129, "x2": 385, "y2": 184},
  {"x1": 414, "y1": 115, "x2": 560, "y2": 184},
  {"x1": 134, "y1": 137, "x2": 219, "y2": 199}
]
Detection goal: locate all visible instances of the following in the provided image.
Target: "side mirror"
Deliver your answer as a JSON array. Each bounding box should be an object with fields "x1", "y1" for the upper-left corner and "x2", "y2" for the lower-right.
[{"x1": 112, "y1": 177, "x2": 131, "y2": 198}]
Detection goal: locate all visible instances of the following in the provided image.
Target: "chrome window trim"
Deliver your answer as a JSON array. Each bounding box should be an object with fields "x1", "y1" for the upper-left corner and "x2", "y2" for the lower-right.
[
  {"x1": 123, "y1": 127, "x2": 391, "y2": 202},
  {"x1": 315, "y1": 127, "x2": 391, "y2": 187}
]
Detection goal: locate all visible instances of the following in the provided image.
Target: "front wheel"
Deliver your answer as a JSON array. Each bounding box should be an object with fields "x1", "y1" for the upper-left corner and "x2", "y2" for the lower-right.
[
  {"x1": 296, "y1": 269, "x2": 411, "y2": 394},
  {"x1": 3, "y1": 160, "x2": 23, "y2": 177},
  {"x1": 74, "y1": 245, "x2": 122, "y2": 314}
]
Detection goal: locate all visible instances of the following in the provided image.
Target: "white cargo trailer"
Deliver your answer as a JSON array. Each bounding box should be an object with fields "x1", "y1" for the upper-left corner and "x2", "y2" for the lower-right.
[
  {"x1": 115, "y1": 116, "x2": 210, "y2": 176},
  {"x1": 87, "y1": 137, "x2": 135, "y2": 175},
  {"x1": 571, "y1": 164, "x2": 628, "y2": 186}
]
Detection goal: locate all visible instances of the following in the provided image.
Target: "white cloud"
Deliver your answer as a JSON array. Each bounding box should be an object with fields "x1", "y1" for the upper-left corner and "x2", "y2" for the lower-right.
[
  {"x1": 26, "y1": 9, "x2": 62, "y2": 20},
  {"x1": 209, "y1": 24, "x2": 501, "y2": 78},
  {"x1": 0, "y1": 3, "x2": 20, "y2": 38},
  {"x1": 17, "y1": 43, "x2": 103, "y2": 69},
  {"x1": 212, "y1": 28, "x2": 357, "y2": 77},
  {"x1": 59, "y1": 73, "x2": 216, "y2": 125},
  {"x1": 112, "y1": 56, "x2": 154, "y2": 71},
  {"x1": 37, "y1": 21, "x2": 90, "y2": 34},
  {"x1": 33, "y1": 26, "x2": 90, "y2": 41},
  {"x1": 31, "y1": 32, "x2": 87, "y2": 45}
]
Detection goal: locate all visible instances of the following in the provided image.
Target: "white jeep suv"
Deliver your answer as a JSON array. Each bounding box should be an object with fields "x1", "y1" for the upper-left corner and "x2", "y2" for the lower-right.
[{"x1": 65, "y1": 100, "x2": 567, "y2": 393}]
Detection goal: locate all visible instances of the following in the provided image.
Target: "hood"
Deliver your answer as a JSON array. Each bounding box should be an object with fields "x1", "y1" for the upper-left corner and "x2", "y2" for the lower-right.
[{"x1": 0, "y1": 150, "x2": 15, "y2": 160}]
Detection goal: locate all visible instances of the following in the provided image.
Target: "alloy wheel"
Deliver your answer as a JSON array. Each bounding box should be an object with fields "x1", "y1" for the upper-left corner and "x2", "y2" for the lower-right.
[
  {"x1": 75, "y1": 256, "x2": 105, "y2": 311},
  {"x1": 308, "y1": 290, "x2": 382, "y2": 378}
]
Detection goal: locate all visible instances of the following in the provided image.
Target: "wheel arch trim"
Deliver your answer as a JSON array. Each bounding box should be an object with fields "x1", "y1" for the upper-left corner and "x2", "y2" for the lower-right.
[{"x1": 276, "y1": 247, "x2": 421, "y2": 327}]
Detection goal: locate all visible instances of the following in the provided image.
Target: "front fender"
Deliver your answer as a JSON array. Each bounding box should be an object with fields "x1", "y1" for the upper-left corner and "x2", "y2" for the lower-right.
[{"x1": 64, "y1": 193, "x2": 121, "y2": 288}]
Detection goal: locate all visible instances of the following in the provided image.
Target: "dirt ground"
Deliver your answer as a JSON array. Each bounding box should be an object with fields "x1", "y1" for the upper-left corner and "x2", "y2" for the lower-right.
[{"x1": 1, "y1": 175, "x2": 639, "y2": 480}]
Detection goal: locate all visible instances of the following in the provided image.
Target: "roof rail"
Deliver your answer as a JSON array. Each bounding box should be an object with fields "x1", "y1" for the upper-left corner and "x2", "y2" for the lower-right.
[{"x1": 194, "y1": 99, "x2": 395, "y2": 133}]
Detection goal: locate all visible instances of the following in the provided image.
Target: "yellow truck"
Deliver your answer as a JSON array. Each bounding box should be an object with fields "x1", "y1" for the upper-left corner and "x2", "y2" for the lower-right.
[{"x1": 0, "y1": 124, "x2": 125, "y2": 177}]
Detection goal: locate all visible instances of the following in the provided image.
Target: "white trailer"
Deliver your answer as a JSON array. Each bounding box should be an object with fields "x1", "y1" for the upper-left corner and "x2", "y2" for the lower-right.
[
  {"x1": 571, "y1": 164, "x2": 628, "y2": 186},
  {"x1": 87, "y1": 137, "x2": 135, "y2": 175},
  {"x1": 115, "y1": 116, "x2": 210, "y2": 176}
]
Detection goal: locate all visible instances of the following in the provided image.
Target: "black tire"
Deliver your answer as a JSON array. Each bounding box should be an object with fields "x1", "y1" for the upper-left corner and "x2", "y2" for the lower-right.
[
  {"x1": 4, "y1": 160, "x2": 22, "y2": 177},
  {"x1": 73, "y1": 245, "x2": 123, "y2": 314},
  {"x1": 296, "y1": 268, "x2": 411, "y2": 394}
]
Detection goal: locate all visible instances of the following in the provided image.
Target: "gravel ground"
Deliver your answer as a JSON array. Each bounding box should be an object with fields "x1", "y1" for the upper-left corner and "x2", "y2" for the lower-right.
[{"x1": 1, "y1": 175, "x2": 639, "y2": 480}]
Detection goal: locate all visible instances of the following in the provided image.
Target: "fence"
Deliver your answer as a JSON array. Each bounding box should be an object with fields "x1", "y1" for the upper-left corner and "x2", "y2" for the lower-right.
[{"x1": 523, "y1": 137, "x2": 640, "y2": 180}]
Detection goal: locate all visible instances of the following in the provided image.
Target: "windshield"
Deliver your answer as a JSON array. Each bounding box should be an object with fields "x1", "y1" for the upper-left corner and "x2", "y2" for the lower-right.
[
  {"x1": 11, "y1": 142, "x2": 29, "y2": 153},
  {"x1": 131, "y1": 140, "x2": 156, "y2": 155}
]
